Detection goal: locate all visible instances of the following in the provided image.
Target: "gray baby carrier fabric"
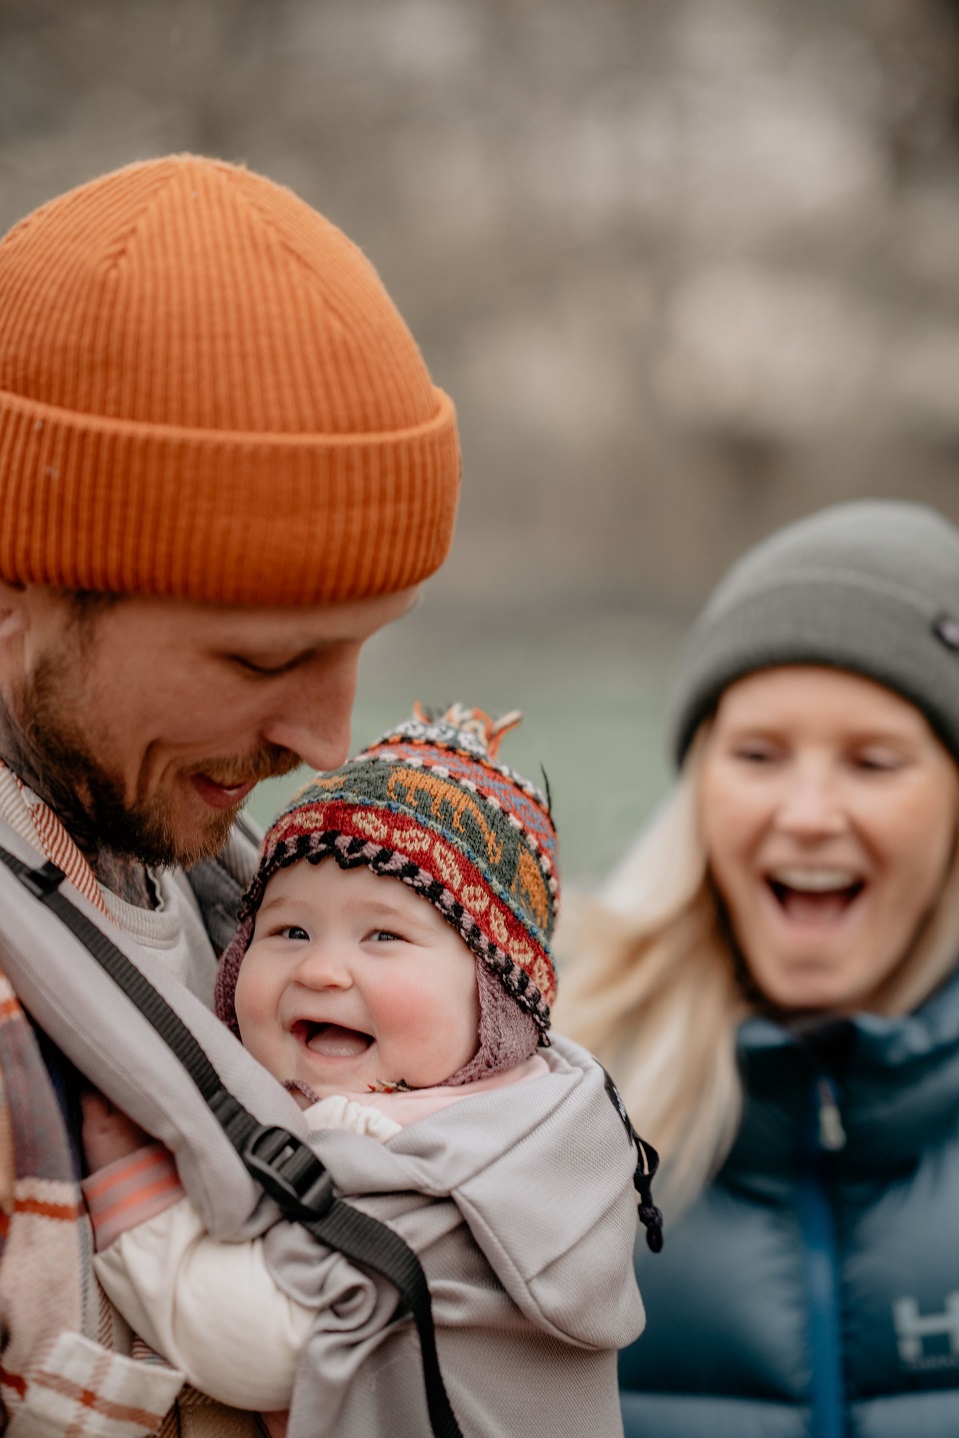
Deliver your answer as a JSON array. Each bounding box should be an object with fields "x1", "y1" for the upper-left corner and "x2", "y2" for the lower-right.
[
  {"x1": 0, "y1": 831, "x2": 644, "y2": 1437},
  {"x1": 266, "y1": 1041, "x2": 646, "y2": 1437}
]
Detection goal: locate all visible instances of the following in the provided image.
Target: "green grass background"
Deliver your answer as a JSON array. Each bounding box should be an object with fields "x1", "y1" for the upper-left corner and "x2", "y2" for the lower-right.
[{"x1": 246, "y1": 597, "x2": 680, "y2": 887}]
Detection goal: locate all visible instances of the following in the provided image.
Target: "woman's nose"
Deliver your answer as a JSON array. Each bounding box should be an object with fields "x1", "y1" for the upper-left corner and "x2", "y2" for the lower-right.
[{"x1": 774, "y1": 762, "x2": 847, "y2": 838}]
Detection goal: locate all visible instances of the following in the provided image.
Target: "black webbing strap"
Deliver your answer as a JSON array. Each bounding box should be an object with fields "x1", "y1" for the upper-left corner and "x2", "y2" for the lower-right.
[
  {"x1": 0, "y1": 845, "x2": 464, "y2": 1438},
  {"x1": 602, "y1": 1066, "x2": 664, "y2": 1253}
]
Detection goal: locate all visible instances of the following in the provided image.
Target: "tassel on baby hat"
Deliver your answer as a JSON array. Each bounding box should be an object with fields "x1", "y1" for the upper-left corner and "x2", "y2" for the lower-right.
[{"x1": 216, "y1": 704, "x2": 560, "y2": 1082}]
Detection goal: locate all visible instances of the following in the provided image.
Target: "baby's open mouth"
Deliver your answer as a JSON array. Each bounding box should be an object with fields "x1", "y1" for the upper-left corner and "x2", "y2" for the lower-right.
[
  {"x1": 291, "y1": 1020, "x2": 374, "y2": 1059},
  {"x1": 767, "y1": 868, "x2": 865, "y2": 922}
]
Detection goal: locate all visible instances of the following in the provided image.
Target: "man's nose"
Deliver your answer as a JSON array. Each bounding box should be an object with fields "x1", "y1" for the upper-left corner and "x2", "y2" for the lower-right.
[{"x1": 260, "y1": 649, "x2": 359, "y2": 771}]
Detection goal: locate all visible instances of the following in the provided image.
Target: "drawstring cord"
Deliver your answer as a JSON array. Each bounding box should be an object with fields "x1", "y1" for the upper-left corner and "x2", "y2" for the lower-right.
[
  {"x1": 602, "y1": 1065, "x2": 665, "y2": 1253},
  {"x1": 634, "y1": 1134, "x2": 665, "y2": 1253}
]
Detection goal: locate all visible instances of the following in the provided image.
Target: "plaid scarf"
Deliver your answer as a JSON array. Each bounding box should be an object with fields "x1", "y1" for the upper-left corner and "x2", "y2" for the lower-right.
[
  {"x1": 0, "y1": 760, "x2": 111, "y2": 916},
  {"x1": 0, "y1": 968, "x2": 187, "y2": 1433},
  {"x1": 0, "y1": 758, "x2": 258, "y2": 1436}
]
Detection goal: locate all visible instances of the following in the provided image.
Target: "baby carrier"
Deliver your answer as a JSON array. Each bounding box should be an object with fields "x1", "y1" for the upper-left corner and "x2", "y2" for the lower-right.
[{"x1": 0, "y1": 844, "x2": 662, "y2": 1438}]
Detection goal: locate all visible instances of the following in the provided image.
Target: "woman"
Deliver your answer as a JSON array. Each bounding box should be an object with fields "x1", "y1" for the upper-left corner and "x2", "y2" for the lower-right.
[{"x1": 554, "y1": 500, "x2": 959, "y2": 1438}]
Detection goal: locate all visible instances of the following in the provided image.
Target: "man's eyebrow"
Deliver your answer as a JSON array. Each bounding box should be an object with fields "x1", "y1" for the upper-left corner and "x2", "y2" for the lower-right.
[{"x1": 370, "y1": 593, "x2": 422, "y2": 636}]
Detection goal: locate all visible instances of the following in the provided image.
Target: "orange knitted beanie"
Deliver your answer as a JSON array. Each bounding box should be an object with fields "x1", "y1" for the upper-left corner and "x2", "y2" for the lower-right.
[{"x1": 0, "y1": 155, "x2": 460, "y2": 605}]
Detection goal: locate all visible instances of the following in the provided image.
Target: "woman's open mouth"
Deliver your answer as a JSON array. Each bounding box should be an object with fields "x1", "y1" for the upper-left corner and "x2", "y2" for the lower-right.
[
  {"x1": 291, "y1": 1020, "x2": 374, "y2": 1059},
  {"x1": 766, "y1": 867, "x2": 865, "y2": 923}
]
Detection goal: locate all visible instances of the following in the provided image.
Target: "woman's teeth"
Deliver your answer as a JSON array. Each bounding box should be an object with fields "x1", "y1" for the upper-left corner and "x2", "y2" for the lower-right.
[
  {"x1": 770, "y1": 867, "x2": 859, "y2": 892},
  {"x1": 767, "y1": 868, "x2": 864, "y2": 921}
]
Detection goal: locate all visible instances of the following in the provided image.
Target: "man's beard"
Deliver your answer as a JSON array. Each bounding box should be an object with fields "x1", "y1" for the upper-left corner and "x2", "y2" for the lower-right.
[{"x1": 0, "y1": 654, "x2": 301, "y2": 871}]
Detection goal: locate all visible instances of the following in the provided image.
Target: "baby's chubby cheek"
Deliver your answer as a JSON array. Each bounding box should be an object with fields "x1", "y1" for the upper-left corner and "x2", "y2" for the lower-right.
[
  {"x1": 377, "y1": 982, "x2": 438, "y2": 1049},
  {"x1": 376, "y1": 980, "x2": 474, "y2": 1081}
]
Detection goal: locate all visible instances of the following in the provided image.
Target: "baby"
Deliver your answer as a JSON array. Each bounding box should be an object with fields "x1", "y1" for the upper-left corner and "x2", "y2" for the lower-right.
[{"x1": 82, "y1": 705, "x2": 656, "y2": 1438}]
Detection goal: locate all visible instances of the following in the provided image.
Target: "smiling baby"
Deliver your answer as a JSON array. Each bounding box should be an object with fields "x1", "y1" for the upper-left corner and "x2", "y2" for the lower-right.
[{"x1": 81, "y1": 705, "x2": 655, "y2": 1438}]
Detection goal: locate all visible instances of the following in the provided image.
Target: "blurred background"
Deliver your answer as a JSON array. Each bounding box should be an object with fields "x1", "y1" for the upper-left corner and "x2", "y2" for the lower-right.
[{"x1": 4, "y1": 0, "x2": 959, "y2": 881}]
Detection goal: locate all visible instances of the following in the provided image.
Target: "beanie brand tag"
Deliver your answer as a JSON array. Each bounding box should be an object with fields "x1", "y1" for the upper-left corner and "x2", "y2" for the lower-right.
[{"x1": 933, "y1": 614, "x2": 959, "y2": 652}]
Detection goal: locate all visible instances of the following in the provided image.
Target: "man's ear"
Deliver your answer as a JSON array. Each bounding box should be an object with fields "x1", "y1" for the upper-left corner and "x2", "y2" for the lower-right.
[{"x1": 0, "y1": 579, "x2": 27, "y2": 643}]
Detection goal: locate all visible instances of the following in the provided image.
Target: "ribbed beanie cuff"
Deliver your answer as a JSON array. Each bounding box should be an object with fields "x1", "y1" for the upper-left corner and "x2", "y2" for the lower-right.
[
  {"x1": 670, "y1": 501, "x2": 959, "y2": 765},
  {"x1": 0, "y1": 156, "x2": 460, "y2": 604}
]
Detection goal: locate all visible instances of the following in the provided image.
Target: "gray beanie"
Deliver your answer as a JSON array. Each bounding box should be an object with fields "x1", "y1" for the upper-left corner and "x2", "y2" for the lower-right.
[{"x1": 671, "y1": 500, "x2": 959, "y2": 766}]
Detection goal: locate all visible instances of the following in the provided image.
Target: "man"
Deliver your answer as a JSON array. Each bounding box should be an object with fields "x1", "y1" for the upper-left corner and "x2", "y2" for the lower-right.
[{"x1": 0, "y1": 154, "x2": 459, "y2": 1433}]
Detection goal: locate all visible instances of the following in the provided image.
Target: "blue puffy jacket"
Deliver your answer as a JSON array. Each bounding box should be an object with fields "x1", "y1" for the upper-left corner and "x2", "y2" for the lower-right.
[{"x1": 620, "y1": 964, "x2": 959, "y2": 1438}]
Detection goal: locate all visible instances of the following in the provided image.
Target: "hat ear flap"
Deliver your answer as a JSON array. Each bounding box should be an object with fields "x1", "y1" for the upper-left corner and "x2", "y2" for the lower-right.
[{"x1": 440, "y1": 958, "x2": 542, "y2": 1087}]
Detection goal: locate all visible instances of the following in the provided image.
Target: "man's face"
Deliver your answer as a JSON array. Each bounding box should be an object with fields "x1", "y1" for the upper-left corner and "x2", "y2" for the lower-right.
[{"x1": 0, "y1": 584, "x2": 419, "y2": 868}]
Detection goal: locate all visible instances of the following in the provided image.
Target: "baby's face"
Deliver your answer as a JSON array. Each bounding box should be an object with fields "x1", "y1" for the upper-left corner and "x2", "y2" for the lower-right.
[{"x1": 235, "y1": 859, "x2": 480, "y2": 1105}]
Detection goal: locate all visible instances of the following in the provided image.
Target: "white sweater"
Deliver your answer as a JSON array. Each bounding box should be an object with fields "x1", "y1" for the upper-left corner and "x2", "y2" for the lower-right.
[{"x1": 87, "y1": 1070, "x2": 535, "y2": 1410}]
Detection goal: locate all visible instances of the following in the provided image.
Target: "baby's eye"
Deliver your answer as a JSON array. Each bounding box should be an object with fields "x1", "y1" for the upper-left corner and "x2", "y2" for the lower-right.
[
  {"x1": 368, "y1": 929, "x2": 404, "y2": 944},
  {"x1": 278, "y1": 925, "x2": 311, "y2": 942}
]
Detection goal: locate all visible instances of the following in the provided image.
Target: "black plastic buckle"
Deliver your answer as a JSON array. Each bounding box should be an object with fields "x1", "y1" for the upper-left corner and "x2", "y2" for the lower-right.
[
  {"x1": 241, "y1": 1124, "x2": 335, "y2": 1222},
  {"x1": 17, "y1": 860, "x2": 66, "y2": 901}
]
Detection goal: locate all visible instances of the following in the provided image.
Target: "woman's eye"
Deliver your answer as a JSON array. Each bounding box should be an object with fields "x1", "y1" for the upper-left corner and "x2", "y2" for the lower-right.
[
  {"x1": 731, "y1": 743, "x2": 779, "y2": 764},
  {"x1": 851, "y1": 750, "x2": 903, "y2": 773}
]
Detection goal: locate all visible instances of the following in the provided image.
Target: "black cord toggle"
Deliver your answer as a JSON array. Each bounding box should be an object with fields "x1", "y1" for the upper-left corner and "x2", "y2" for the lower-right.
[{"x1": 602, "y1": 1064, "x2": 665, "y2": 1253}]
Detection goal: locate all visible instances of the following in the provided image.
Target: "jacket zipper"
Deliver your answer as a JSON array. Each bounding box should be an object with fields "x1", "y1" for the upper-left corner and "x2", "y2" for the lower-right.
[{"x1": 797, "y1": 1074, "x2": 846, "y2": 1438}]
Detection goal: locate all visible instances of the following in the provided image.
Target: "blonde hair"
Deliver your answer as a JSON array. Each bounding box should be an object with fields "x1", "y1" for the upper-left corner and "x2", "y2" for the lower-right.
[{"x1": 553, "y1": 727, "x2": 959, "y2": 1217}]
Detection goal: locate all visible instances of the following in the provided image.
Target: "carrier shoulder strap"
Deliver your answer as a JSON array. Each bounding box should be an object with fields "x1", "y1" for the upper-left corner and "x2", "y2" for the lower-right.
[{"x1": 0, "y1": 846, "x2": 464, "y2": 1438}]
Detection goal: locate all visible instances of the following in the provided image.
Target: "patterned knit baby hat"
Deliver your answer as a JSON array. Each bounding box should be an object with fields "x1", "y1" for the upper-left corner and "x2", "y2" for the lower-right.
[{"x1": 216, "y1": 704, "x2": 559, "y2": 1078}]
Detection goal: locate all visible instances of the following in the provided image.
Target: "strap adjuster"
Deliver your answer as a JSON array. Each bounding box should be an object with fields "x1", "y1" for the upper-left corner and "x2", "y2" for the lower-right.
[
  {"x1": 241, "y1": 1124, "x2": 335, "y2": 1222},
  {"x1": 16, "y1": 859, "x2": 66, "y2": 901}
]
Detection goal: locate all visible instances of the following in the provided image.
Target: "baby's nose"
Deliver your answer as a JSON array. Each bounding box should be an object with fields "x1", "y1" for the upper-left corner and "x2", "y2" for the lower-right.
[{"x1": 292, "y1": 942, "x2": 354, "y2": 990}]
